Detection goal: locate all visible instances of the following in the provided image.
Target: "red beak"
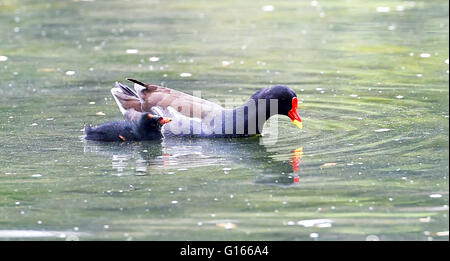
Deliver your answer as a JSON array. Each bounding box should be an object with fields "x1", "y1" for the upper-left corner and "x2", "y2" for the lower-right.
[
  {"x1": 288, "y1": 97, "x2": 303, "y2": 129},
  {"x1": 159, "y1": 117, "x2": 172, "y2": 125}
]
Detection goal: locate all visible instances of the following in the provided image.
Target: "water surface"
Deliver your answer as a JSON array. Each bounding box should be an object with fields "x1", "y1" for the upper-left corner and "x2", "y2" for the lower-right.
[{"x1": 0, "y1": 0, "x2": 448, "y2": 240}]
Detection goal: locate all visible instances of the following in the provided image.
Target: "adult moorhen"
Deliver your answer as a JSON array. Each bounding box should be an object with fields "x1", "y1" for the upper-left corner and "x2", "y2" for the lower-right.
[{"x1": 111, "y1": 79, "x2": 302, "y2": 138}]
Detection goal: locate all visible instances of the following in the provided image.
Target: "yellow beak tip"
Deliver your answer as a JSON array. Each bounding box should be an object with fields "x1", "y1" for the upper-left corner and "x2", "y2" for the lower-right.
[{"x1": 293, "y1": 120, "x2": 303, "y2": 129}]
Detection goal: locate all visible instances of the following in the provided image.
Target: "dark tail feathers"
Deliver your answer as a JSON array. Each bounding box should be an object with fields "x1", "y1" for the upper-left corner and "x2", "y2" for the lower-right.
[
  {"x1": 115, "y1": 81, "x2": 138, "y2": 98},
  {"x1": 127, "y1": 78, "x2": 147, "y2": 88}
]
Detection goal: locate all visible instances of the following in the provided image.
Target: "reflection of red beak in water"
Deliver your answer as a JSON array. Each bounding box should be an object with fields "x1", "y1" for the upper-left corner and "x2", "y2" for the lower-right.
[{"x1": 290, "y1": 147, "x2": 303, "y2": 175}]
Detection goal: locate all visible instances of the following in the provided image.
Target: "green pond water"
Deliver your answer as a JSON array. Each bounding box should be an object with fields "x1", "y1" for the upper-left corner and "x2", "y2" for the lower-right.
[{"x1": 0, "y1": 0, "x2": 448, "y2": 240}]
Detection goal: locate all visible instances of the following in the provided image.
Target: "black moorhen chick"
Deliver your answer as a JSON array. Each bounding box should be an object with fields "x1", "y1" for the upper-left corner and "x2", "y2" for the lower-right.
[{"x1": 84, "y1": 112, "x2": 171, "y2": 141}]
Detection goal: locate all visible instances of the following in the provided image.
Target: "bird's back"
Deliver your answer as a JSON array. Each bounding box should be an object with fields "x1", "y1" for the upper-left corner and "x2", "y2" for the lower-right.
[{"x1": 85, "y1": 121, "x2": 136, "y2": 141}]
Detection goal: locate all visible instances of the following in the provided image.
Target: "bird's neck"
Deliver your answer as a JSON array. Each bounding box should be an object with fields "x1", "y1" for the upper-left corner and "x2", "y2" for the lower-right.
[{"x1": 228, "y1": 98, "x2": 278, "y2": 135}]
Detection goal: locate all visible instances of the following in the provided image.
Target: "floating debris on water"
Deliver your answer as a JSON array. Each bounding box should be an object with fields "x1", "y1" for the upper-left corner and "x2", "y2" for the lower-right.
[
  {"x1": 309, "y1": 232, "x2": 319, "y2": 238},
  {"x1": 376, "y1": 6, "x2": 390, "y2": 13},
  {"x1": 38, "y1": 68, "x2": 56, "y2": 72},
  {"x1": 65, "y1": 70, "x2": 76, "y2": 76},
  {"x1": 171, "y1": 201, "x2": 178, "y2": 204},
  {"x1": 149, "y1": 56, "x2": 159, "y2": 62},
  {"x1": 374, "y1": 128, "x2": 391, "y2": 132},
  {"x1": 221, "y1": 60, "x2": 231, "y2": 67},
  {"x1": 396, "y1": 5, "x2": 405, "y2": 11},
  {"x1": 297, "y1": 219, "x2": 333, "y2": 228},
  {"x1": 419, "y1": 216, "x2": 431, "y2": 223},
  {"x1": 396, "y1": 95, "x2": 404, "y2": 99},
  {"x1": 420, "y1": 53, "x2": 431, "y2": 58},
  {"x1": 0, "y1": 55, "x2": 8, "y2": 62},
  {"x1": 429, "y1": 194, "x2": 442, "y2": 198},
  {"x1": 436, "y1": 231, "x2": 449, "y2": 237},
  {"x1": 366, "y1": 235, "x2": 380, "y2": 241},
  {"x1": 0, "y1": 230, "x2": 85, "y2": 239},
  {"x1": 445, "y1": 58, "x2": 449, "y2": 65},
  {"x1": 321, "y1": 162, "x2": 337, "y2": 167},
  {"x1": 216, "y1": 222, "x2": 237, "y2": 229},
  {"x1": 95, "y1": 112, "x2": 106, "y2": 116},
  {"x1": 180, "y1": 73, "x2": 192, "y2": 77},
  {"x1": 349, "y1": 94, "x2": 358, "y2": 98},
  {"x1": 126, "y1": 49, "x2": 139, "y2": 54},
  {"x1": 262, "y1": 5, "x2": 274, "y2": 12}
]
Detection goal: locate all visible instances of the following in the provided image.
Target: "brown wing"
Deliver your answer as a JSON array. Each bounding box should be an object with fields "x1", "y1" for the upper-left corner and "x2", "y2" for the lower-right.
[
  {"x1": 112, "y1": 90, "x2": 142, "y2": 112},
  {"x1": 128, "y1": 79, "x2": 223, "y2": 119}
]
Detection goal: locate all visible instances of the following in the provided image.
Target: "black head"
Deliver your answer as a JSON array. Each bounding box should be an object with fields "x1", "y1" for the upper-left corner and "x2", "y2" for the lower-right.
[
  {"x1": 251, "y1": 85, "x2": 302, "y2": 129},
  {"x1": 137, "y1": 113, "x2": 172, "y2": 138}
]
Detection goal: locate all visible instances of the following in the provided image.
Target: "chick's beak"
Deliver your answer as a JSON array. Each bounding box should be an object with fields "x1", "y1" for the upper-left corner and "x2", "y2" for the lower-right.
[
  {"x1": 159, "y1": 117, "x2": 172, "y2": 125},
  {"x1": 288, "y1": 97, "x2": 303, "y2": 129}
]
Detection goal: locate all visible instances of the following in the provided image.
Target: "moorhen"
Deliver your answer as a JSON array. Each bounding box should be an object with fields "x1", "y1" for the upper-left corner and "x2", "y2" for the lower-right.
[{"x1": 111, "y1": 79, "x2": 302, "y2": 138}]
